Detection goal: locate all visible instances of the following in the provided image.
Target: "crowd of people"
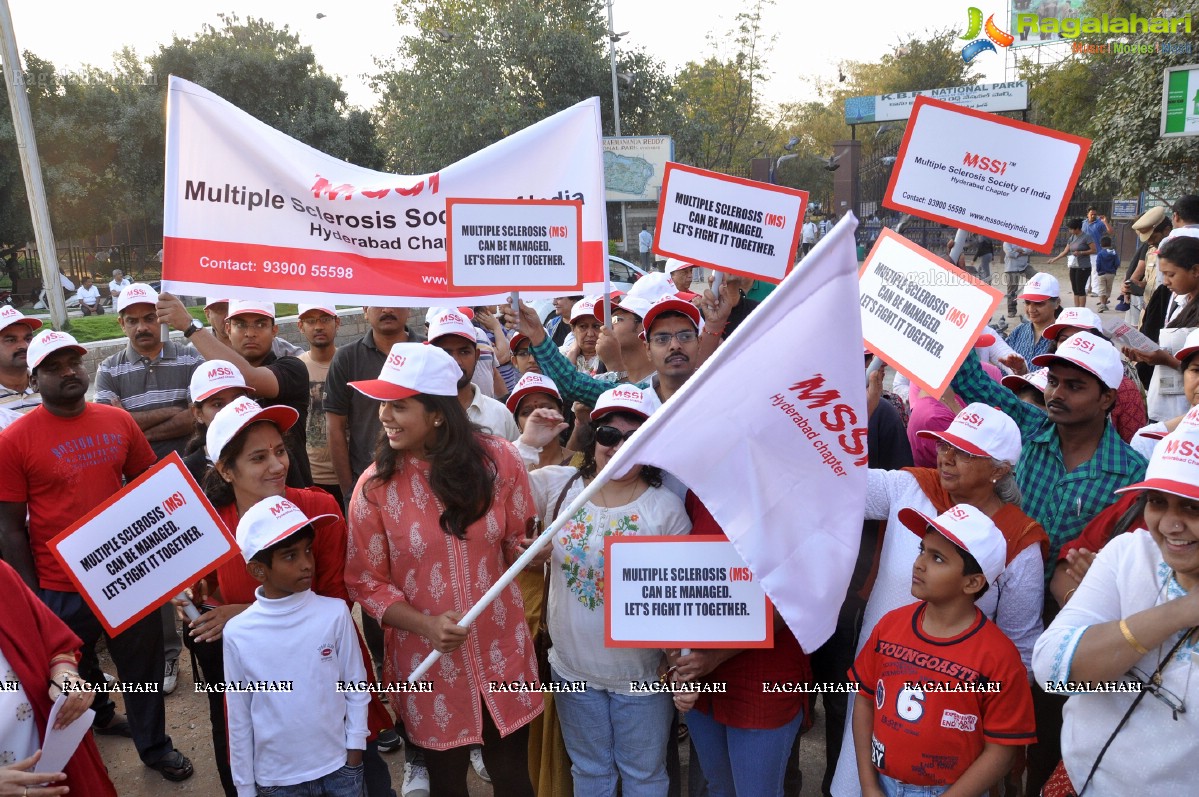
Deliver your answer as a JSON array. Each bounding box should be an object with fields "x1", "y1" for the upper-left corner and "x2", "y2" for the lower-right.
[{"x1": 0, "y1": 195, "x2": 1196, "y2": 797}]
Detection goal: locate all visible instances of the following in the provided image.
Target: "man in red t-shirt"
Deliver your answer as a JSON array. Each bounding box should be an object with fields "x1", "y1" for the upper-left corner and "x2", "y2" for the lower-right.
[{"x1": 0, "y1": 331, "x2": 194, "y2": 782}]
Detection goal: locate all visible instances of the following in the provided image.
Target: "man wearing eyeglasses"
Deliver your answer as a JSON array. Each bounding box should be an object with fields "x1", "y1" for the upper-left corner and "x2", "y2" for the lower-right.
[
  {"x1": 638, "y1": 295, "x2": 704, "y2": 404},
  {"x1": 157, "y1": 295, "x2": 313, "y2": 487},
  {"x1": 502, "y1": 295, "x2": 658, "y2": 407}
]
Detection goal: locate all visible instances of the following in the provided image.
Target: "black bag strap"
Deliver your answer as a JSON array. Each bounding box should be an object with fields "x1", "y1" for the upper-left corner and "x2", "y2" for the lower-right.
[{"x1": 1076, "y1": 626, "x2": 1197, "y2": 796}]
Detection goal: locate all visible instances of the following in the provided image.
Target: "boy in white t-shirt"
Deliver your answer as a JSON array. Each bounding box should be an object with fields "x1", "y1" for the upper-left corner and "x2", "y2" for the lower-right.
[{"x1": 224, "y1": 496, "x2": 369, "y2": 797}]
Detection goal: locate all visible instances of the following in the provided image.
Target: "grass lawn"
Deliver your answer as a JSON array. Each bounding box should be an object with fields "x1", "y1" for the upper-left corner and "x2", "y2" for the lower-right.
[{"x1": 66, "y1": 304, "x2": 300, "y2": 343}]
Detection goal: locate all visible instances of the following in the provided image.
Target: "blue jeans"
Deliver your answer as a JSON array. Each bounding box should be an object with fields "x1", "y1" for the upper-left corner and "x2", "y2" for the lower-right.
[
  {"x1": 257, "y1": 763, "x2": 365, "y2": 796},
  {"x1": 685, "y1": 707, "x2": 803, "y2": 797},
  {"x1": 552, "y1": 669, "x2": 674, "y2": 797},
  {"x1": 876, "y1": 772, "x2": 949, "y2": 797}
]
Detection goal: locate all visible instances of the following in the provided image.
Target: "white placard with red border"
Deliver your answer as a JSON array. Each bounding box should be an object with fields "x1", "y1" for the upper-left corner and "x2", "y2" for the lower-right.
[
  {"x1": 860, "y1": 229, "x2": 1002, "y2": 398},
  {"x1": 445, "y1": 199, "x2": 582, "y2": 292},
  {"x1": 883, "y1": 95, "x2": 1091, "y2": 253},
  {"x1": 604, "y1": 536, "x2": 773, "y2": 649},
  {"x1": 48, "y1": 453, "x2": 238, "y2": 636},
  {"x1": 652, "y1": 163, "x2": 807, "y2": 284}
]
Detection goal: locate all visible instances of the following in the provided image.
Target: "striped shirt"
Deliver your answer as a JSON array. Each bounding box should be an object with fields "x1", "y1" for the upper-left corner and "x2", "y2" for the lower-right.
[
  {"x1": 530, "y1": 336, "x2": 653, "y2": 406},
  {"x1": 951, "y1": 350, "x2": 1147, "y2": 580},
  {"x1": 95, "y1": 340, "x2": 204, "y2": 458}
]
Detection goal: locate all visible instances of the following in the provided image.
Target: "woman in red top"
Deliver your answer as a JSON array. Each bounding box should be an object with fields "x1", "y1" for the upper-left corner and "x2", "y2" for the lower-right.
[
  {"x1": 0, "y1": 560, "x2": 116, "y2": 797},
  {"x1": 185, "y1": 396, "x2": 392, "y2": 797},
  {"x1": 345, "y1": 343, "x2": 541, "y2": 797},
  {"x1": 666, "y1": 494, "x2": 810, "y2": 797}
]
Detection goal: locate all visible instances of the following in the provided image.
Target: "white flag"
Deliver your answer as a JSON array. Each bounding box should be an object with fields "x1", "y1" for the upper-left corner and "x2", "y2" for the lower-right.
[{"x1": 604, "y1": 214, "x2": 868, "y2": 652}]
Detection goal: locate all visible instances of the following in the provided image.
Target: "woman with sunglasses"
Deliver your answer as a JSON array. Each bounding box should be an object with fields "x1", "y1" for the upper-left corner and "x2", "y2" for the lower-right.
[
  {"x1": 1032, "y1": 423, "x2": 1199, "y2": 796},
  {"x1": 830, "y1": 401, "x2": 1047, "y2": 796},
  {"x1": 517, "y1": 385, "x2": 691, "y2": 797}
]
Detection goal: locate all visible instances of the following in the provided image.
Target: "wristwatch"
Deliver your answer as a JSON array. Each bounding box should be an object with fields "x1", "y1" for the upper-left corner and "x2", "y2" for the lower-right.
[{"x1": 184, "y1": 319, "x2": 204, "y2": 338}]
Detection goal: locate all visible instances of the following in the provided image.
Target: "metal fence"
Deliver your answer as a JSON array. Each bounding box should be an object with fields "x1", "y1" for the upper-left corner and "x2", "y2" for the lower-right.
[{"x1": 2, "y1": 243, "x2": 163, "y2": 303}]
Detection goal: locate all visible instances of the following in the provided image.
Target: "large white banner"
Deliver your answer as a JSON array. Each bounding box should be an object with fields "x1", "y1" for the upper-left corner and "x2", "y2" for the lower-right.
[{"x1": 163, "y1": 77, "x2": 607, "y2": 305}]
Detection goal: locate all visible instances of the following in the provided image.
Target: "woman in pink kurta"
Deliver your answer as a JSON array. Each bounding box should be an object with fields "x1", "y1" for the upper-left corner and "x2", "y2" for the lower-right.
[{"x1": 344, "y1": 342, "x2": 541, "y2": 797}]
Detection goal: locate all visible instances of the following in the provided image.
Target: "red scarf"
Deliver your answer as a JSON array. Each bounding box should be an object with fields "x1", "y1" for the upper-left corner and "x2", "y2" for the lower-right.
[{"x1": 0, "y1": 562, "x2": 117, "y2": 796}]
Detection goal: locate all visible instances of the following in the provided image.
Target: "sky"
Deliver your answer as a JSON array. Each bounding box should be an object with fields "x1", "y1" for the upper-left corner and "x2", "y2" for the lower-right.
[{"x1": 5, "y1": 0, "x2": 1016, "y2": 114}]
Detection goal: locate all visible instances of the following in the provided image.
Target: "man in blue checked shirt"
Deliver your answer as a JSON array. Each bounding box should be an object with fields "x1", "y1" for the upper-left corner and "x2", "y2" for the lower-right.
[{"x1": 950, "y1": 331, "x2": 1146, "y2": 583}]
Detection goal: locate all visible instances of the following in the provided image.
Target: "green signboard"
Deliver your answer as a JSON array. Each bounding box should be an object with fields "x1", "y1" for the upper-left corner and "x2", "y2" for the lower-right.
[{"x1": 1162, "y1": 64, "x2": 1199, "y2": 137}]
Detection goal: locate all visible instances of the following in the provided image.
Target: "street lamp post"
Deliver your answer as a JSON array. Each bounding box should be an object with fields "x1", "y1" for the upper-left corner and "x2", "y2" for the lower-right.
[{"x1": 606, "y1": 0, "x2": 621, "y2": 138}]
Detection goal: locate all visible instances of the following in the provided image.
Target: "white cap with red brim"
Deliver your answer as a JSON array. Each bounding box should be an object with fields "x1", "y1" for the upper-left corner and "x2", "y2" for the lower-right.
[
  {"x1": 207, "y1": 396, "x2": 298, "y2": 464},
  {"x1": 570, "y1": 297, "x2": 601, "y2": 324},
  {"x1": 27, "y1": 329, "x2": 86, "y2": 372},
  {"x1": 227, "y1": 300, "x2": 276, "y2": 320},
  {"x1": 665, "y1": 258, "x2": 695, "y2": 275},
  {"x1": 898, "y1": 504, "x2": 1007, "y2": 584},
  {"x1": 426, "y1": 310, "x2": 476, "y2": 343},
  {"x1": 1032, "y1": 331, "x2": 1123, "y2": 389},
  {"x1": 190, "y1": 360, "x2": 254, "y2": 403},
  {"x1": 0, "y1": 305, "x2": 42, "y2": 333},
  {"x1": 1170, "y1": 327, "x2": 1199, "y2": 365},
  {"x1": 298, "y1": 304, "x2": 338, "y2": 318},
  {"x1": 915, "y1": 402, "x2": 1021, "y2": 465},
  {"x1": 235, "y1": 495, "x2": 337, "y2": 562},
  {"x1": 505, "y1": 372, "x2": 562, "y2": 413},
  {"x1": 1138, "y1": 403, "x2": 1199, "y2": 441},
  {"x1": 1117, "y1": 425, "x2": 1199, "y2": 501},
  {"x1": 1018, "y1": 272, "x2": 1060, "y2": 302},
  {"x1": 591, "y1": 385, "x2": 657, "y2": 421},
  {"x1": 1043, "y1": 307, "x2": 1103, "y2": 341},
  {"x1": 348, "y1": 342, "x2": 460, "y2": 402},
  {"x1": 116, "y1": 283, "x2": 159, "y2": 314},
  {"x1": 1001, "y1": 367, "x2": 1049, "y2": 396}
]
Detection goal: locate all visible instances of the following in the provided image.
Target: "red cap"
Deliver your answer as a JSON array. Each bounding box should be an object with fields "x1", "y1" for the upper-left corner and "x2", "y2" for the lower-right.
[{"x1": 638, "y1": 295, "x2": 701, "y2": 341}]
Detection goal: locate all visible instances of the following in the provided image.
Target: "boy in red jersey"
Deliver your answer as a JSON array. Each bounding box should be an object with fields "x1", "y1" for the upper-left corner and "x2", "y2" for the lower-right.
[{"x1": 851, "y1": 505, "x2": 1036, "y2": 797}]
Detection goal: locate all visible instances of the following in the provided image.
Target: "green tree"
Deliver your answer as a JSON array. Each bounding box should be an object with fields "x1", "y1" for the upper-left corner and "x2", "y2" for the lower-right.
[
  {"x1": 1, "y1": 17, "x2": 382, "y2": 248},
  {"x1": 373, "y1": 0, "x2": 675, "y2": 173},
  {"x1": 1072, "y1": 0, "x2": 1198, "y2": 193},
  {"x1": 671, "y1": 1, "x2": 775, "y2": 174}
]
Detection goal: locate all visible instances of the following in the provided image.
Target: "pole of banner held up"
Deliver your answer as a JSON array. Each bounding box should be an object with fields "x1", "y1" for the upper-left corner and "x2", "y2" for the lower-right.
[
  {"x1": 0, "y1": 0, "x2": 69, "y2": 330},
  {"x1": 407, "y1": 457, "x2": 624, "y2": 682}
]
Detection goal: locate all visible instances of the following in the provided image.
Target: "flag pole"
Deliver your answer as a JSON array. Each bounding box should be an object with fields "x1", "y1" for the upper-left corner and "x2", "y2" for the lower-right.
[{"x1": 406, "y1": 457, "x2": 623, "y2": 682}]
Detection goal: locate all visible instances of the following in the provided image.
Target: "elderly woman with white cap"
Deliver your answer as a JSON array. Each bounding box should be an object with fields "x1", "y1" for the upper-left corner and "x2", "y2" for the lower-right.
[
  {"x1": 517, "y1": 385, "x2": 691, "y2": 797},
  {"x1": 1032, "y1": 423, "x2": 1199, "y2": 796},
  {"x1": 830, "y1": 403, "x2": 1047, "y2": 797},
  {"x1": 344, "y1": 342, "x2": 541, "y2": 797},
  {"x1": 1004, "y1": 272, "x2": 1062, "y2": 363}
]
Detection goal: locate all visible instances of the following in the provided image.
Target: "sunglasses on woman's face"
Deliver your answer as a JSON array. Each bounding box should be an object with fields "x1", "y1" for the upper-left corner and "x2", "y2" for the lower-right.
[{"x1": 594, "y1": 425, "x2": 640, "y2": 447}]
